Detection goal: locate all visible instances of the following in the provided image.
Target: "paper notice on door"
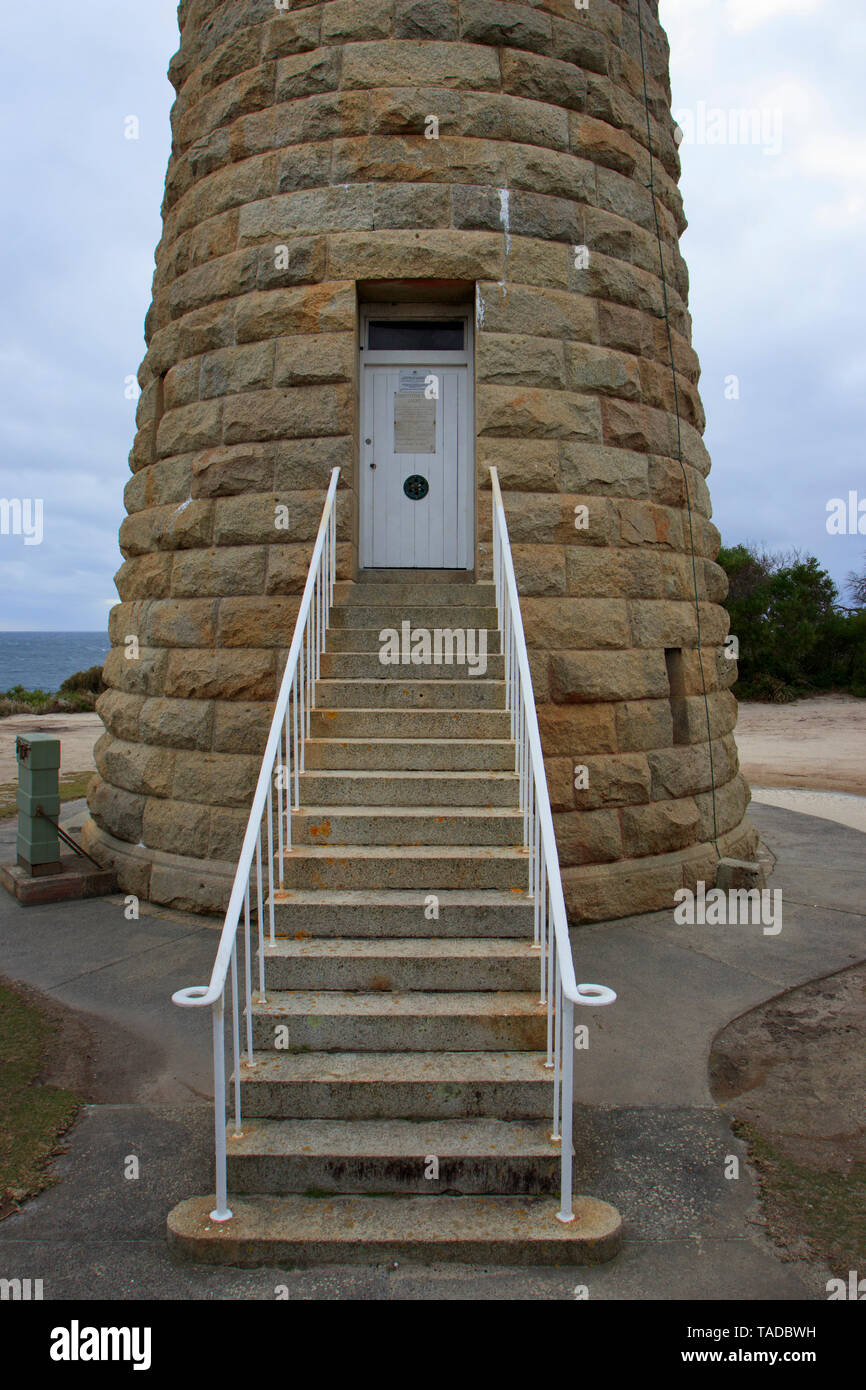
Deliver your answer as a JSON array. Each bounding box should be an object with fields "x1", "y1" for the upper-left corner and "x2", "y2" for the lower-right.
[
  {"x1": 394, "y1": 391, "x2": 436, "y2": 454},
  {"x1": 398, "y1": 370, "x2": 427, "y2": 392}
]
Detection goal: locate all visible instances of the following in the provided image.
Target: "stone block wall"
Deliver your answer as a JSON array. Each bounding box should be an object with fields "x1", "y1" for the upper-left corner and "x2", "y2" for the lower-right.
[{"x1": 84, "y1": 0, "x2": 758, "y2": 916}]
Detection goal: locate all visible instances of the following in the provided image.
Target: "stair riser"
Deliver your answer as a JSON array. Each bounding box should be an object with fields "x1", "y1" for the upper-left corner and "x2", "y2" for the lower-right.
[
  {"x1": 327, "y1": 628, "x2": 501, "y2": 654},
  {"x1": 356, "y1": 570, "x2": 480, "y2": 585},
  {"x1": 250, "y1": 1015, "x2": 547, "y2": 1053},
  {"x1": 291, "y1": 811, "x2": 523, "y2": 847},
  {"x1": 321, "y1": 653, "x2": 505, "y2": 680},
  {"x1": 304, "y1": 741, "x2": 515, "y2": 771},
  {"x1": 334, "y1": 584, "x2": 496, "y2": 607},
  {"x1": 226, "y1": 1154, "x2": 558, "y2": 1196},
  {"x1": 296, "y1": 773, "x2": 519, "y2": 806},
  {"x1": 280, "y1": 855, "x2": 529, "y2": 891},
  {"x1": 239, "y1": 1078, "x2": 553, "y2": 1121},
  {"x1": 261, "y1": 958, "x2": 539, "y2": 992},
  {"x1": 309, "y1": 711, "x2": 511, "y2": 738},
  {"x1": 330, "y1": 607, "x2": 499, "y2": 629},
  {"x1": 270, "y1": 901, "x2": 534, "y2": 938},
  {"x1": 314, "y1": 681, "x2": 505, "y2": 710}
]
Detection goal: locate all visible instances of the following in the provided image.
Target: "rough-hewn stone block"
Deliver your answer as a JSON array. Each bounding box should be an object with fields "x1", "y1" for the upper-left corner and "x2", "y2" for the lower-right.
[
  {"x1": 172, "y1": 750, "x2": 260, "y2": 807},
  {"x1": 537, "y1": 701, "x2": 618, "y2": 756},
  {"x1": 477, "y1": 386, "x2": 602, "y2": 441},
  {"x1": 476, "y1": 334, "x2": 566, "y2": 389},
  {"x1": 500, "y1": 49, "x2": 587, "y2": 110},
  {"x1": 140, "y1": 696, "x2": 214, "y2": 750},
  {"x1": 476, "y1": 438, "x2": 559, "y2": 492},
  {"x1": 521, "y1": 598, "x2": 630, "y2": 650},
  {"x1": 222, "y1": 385, "x2": 353, "y2": 444},
  {"x1": 235, "y1": 284, "x2": 356, "y2": 341},
  {"x1": 191, "y1": 444, "x2": 274, "y2": 499},
  {"x1": 164, "y1": 649, "x2": 275, "y2": 701},
  {"x1": 342, "y1": 41, "x2": 500, "y2": 91},
  {"x1": 554, "y1": 807, "x2": 622, "y2": 866},
  {"x1": 213, "y1": 700, "x2": 272, "y2": 754},
  {"x1": 560, "y1": 442, "x2": 648, "y2": 499},
  {"x1": 142, "y1": 797, "x2": 212, "y2": 857},
  {"x1": 274, "y1": 333, "x2": 354, "y2": 385},
  {"x1": 551, "y1": 650, "x2": 669, "y2": 703},
  {"x1": 171, "y1": 545, "x2": 267, "y2": 597},
  {"x1": 476, "y1": 282, "x2": 597, "y2": 341},
  {"x1": 200, "y1": 342, "x2": 274, "y2": 398},
  {"x1": 88, "y1": 778, "x2": 146, "y2": 845},
  {"x1": 217, "y1": 596, "x2": 302, "y2": 647},
  {"x1": 94, "y1": 734, "x2": 176, "y2": 799}
]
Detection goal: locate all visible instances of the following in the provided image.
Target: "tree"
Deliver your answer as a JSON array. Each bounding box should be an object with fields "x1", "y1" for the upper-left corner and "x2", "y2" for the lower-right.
[
  {"x1": 717, "y1": 543, "x2": 865, "y2": 699},
  {"x1": 846, "y1": 555, "x2": 866, "y2": 608}
]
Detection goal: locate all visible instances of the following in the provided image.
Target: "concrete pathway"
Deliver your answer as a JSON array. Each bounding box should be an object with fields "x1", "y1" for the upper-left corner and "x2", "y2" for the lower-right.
[{"x1": 0, "y1": 800, "x2": 862, "y2": 1300}]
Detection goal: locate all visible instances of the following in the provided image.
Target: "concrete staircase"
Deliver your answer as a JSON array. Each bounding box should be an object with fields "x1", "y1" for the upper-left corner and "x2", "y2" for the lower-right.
[{"x1": 168, "y1": 573, "x2": 621, "y2": 1265}]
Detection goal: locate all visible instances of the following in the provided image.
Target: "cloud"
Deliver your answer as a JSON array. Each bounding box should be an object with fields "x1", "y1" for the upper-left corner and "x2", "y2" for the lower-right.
[
  {"x1": 666, "y1": 0, "x2": 865, "y2": 594},
  {"x1": 724, "y1": 0, "x2": 826, "y2": 34},
  {"x1": 0, "y1": 0, "x2": 177, "y2": 631},
  {"x1": 1, "y1": 0, "x2": 863, "y2": 631}
]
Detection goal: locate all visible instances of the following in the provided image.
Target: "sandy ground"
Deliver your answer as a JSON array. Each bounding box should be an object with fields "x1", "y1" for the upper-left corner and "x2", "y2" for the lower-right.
[
  {"x1": 0, "y1": 712, "x2": 104, "y2": 782},
  {"x1": 736, "y1": 693, "x2": 866, "y2": 797},
  {"x1": 1, "y1": 695, "x2": 865, "y2": 831},
  {"x1": 749, "y1": 787, "x2": 866, "y2": 834}
]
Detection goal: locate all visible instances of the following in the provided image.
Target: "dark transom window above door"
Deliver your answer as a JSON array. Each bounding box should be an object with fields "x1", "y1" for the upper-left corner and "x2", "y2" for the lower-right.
[{"x1": 366, "y1": 319, "x2": 466, "y2": 352}]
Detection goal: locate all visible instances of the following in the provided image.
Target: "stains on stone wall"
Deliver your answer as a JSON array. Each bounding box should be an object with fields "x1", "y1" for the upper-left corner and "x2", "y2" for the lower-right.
[{"x1": 84, "y1": 0, "x2": 757, "y2": 916}]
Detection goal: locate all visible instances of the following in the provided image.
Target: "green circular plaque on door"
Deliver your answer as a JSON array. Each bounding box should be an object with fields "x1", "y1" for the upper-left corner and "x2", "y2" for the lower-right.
[{"x1": 403, "y1": 475, "x2": 429, "y2": 501}]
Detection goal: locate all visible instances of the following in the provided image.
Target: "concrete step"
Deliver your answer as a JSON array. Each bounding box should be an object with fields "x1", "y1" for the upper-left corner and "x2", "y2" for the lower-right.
[
  {"x1": 334, "y1": 582, "x2": 496, "y2": 606},
  {"x1": 320, "y1": 651, "x2": 504, "y2": 680},
  {"x1": 270, "y1": 889, "x2": 534, "y2": 938},
  {"x1": 280, "y1": 844, "x2": 529, "y2": 891},
  {"x1": 260, "y1": 938, "x2": 539, "y2": 992},
  {"x1": 167, "y1": 1193, "x2": 622, "y2": 1266},
  {"x1": 297, "y1": 770, "x2": 519, "y2": 807},
  {"x1": 314, "y1": 679, "x2": 506, "y2": 709},
  {"x1": 250, "y1": 990, "x2": 547, "y2": 1052},
  {"x1": 308, "y1": 709, "x2": 511, "y2": 739},
  {"x1": 304, "y1": 739, "x2": 516, "y2": 771},
  {"x1": 356, "y1": 568, "x2": 477, "y2": 585},
  {"x1": 330, "y1": 606, "x2": 499, "y2": 629},
  {"x1": 291, "y1": 806, "x2": 524, "y2": 848},
  {"x1": 225, "y1": 1118, "x2": 558, "y2": 1195},
  {"x1": 327, "y1": 627, "x2": 501, "y2": 653},
  {"x1": 238, "y1": 1050, "x2": 552, "y2": 1119}
]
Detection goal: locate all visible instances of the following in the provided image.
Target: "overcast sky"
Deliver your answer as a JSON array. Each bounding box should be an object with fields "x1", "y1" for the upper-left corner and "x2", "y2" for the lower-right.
[{"x1": 0, "y1": 0, "x2": 863, "y2": 631}]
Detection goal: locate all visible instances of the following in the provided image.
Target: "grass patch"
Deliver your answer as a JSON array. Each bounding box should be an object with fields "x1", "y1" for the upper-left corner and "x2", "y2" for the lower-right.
[
  {"x1": 0, "y1": 771, "x2": 93, "y2": 822},
  {"x1": 0, "y1": 668, "x2": 106, "y2": 718},
  {"x1": 0, "y1": 689, "x2": 99, "y2": 717},
  {"x1": 0, "y1": 979, "x2": 82, "y2": 1214},
  {"x1": 735, "y1": 1119, "x2": 866, "y2": 1276}
]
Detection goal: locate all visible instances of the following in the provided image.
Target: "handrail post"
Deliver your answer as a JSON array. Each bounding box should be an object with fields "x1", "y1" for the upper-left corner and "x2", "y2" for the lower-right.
[
  {"x1": 210, "y1": 994, "x2": 232, "y2": 1222},
  {"x1": 557, "y1": 996, "x2": 575, "y2": 1223}
]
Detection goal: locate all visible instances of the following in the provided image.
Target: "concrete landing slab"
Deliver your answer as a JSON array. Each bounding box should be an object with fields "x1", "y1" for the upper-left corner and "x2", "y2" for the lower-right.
[{"x1": 1, "y1": 855, "x2": 115, "y2": 905}]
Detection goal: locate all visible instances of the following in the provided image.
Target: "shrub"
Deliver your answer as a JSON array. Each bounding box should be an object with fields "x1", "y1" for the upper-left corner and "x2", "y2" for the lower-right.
[{"x1": 58, "y1": 666, "x2": 106, "y2": 695}]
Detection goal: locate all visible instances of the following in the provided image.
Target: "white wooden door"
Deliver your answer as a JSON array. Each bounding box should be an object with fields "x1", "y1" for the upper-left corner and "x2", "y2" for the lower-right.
[{"x1": 361, "y1": 364, "x2": 471, "y2": 568}]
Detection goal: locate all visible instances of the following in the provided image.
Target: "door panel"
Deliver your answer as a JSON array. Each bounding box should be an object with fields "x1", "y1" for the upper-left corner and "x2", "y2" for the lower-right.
[{"x1": 361, "y1": 364, "x2": 471, "y2": 568}]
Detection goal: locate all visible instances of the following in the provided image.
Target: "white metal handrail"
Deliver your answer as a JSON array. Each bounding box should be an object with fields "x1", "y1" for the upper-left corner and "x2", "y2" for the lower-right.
[
  {"x1": 489, "y1": 466, "x2": 616, "y2": 1222},
  {"x1": 171, "y1": 466, "x2": 340, "y2": 1222}
]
